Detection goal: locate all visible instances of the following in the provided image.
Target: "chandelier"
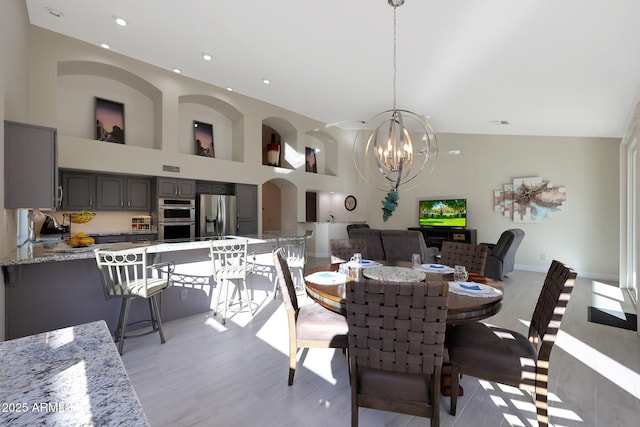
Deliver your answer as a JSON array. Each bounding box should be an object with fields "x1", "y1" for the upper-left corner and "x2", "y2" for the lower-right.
[{"x1": 353, "y1": 0, "x2": 437, "y2": 221}]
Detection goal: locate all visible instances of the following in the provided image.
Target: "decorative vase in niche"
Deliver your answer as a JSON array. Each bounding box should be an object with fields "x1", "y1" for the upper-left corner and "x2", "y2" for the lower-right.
[{"x1": 267, "y1": 134, "x2": 280, "y2": 166}]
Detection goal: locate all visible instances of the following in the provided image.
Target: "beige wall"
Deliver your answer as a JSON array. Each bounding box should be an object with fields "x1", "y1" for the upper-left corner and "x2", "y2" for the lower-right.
[{"x1": 360, "y1": 133, "x2": 620, "y2": 279}]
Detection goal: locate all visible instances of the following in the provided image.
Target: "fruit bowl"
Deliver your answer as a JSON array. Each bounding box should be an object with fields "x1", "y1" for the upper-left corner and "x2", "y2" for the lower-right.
[
  {"x1": 65, "y1": 211, "x2": 96, "y2": 224},
  {"x1": 65, "y1": 233, "x2": 95, "y2": 248}
]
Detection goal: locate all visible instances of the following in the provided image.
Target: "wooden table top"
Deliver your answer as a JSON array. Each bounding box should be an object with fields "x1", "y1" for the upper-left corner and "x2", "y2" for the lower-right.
[{"x1": 304, "y1": 262, "x2": 503, "y2": 325}]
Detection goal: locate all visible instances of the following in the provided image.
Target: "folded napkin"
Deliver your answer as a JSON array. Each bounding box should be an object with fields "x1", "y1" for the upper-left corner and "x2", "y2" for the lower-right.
[
  {"x1": 348, "y1": 259, "x2": 382, "y2": 268},
  {"x1": 304, "y1": 271, "x2": 347, "y2": 285},
  {"x1": 415, "y1": 264, "x2": 455, "y2": 274},
  {"x1": 448, "y1": 281, "x2": 503, "y2": 298}
]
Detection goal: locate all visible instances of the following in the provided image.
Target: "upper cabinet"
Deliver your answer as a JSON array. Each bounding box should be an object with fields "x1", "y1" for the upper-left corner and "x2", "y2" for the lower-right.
[
  {"x1": 96, "y1": 175, "x2": 151, "y2": 211},
  {"x1": 61, "y1": 172, "x2": 95, "y2": 210},
  {"x1": 4, "y1": 121, "x2": 58, "y2": 209},
  {"x1": 156, "y1": 177, "x2": 196, "y2": 199}
]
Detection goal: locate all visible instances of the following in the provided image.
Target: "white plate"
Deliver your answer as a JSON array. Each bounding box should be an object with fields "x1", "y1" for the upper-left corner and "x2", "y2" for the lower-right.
[
  {"x1": 448, "y1": 282, "x2": 503, "y2": 298},
  {"x1": 305, "y1": 271, "x2": 347, "y2": 285},
  {"x1": 415, "y1": 264, "x2": 455, "y2": 274}
]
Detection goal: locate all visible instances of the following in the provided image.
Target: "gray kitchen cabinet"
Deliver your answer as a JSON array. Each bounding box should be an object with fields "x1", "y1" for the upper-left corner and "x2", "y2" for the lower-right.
[
  {"x1": 157, "y1": 177, "x2": 196, "y2": 199},
  {"x1": 61, "y1": 172, "x2": 95, "y2": 211},
  {"x1": 97, "y1": 175, "x2": 151, "y2": 211},
  {"x1": 127, "y1": 178, "x2": 151, "y2": 210},
  {"x1": 196, "y1": 180, "x2": 233, "y2": 195},
  {"x1": 4, "y1": 121, "x2": 58, "y2": 209},
  {"x1": 127, "y1": 233, "x2": 157, "y2": 243},
  {"x1": 96, "y1": 175, "x2": 125, "y2": 210},
  {"x1": 236, "y1": 183, "x2": 258, "y2": 235},
  {"x1": 91, "y1": 234, "x2": 127, "y2": 244}
]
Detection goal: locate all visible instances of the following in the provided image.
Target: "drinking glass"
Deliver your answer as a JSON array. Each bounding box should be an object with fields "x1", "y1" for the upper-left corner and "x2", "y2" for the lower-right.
[
  {"x1": 454, "y1": 265, "x2": 468, "y2": 282},
  {"x1": 411, "y1": 253, "x2": 421, "y2": 268},
  {"x1": 338, "y1": 263, "x2": 349, "y2": 276},
  {"x1": 350, "y1": 252, "x2": 362, "y2": 265}
]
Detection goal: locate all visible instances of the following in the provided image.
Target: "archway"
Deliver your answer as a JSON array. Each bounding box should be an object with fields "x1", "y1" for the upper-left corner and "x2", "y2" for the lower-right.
[{"x1": 262, "y1": 178, "x2": 299, "y2": 233}]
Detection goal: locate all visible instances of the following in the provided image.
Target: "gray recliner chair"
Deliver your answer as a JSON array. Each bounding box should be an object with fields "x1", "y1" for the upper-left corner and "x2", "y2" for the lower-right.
[{"x1": 482, "y1": 229, "x2": 525, "y2": 280}]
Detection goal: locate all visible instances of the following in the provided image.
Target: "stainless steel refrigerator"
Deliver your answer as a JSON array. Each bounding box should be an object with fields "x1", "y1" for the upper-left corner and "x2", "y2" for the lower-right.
[{"x1": 196, "y1": 194, "x2": 237, "y2": 237}]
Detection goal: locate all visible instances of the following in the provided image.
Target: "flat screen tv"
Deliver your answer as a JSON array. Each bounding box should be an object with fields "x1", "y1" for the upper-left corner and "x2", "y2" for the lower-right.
[{"x1": 419, "y1": 198, "x2": 467, "y2": 227}]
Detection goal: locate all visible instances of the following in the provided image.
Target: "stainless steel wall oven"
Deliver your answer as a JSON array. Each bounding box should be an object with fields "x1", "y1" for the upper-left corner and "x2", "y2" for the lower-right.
[{"x1": 158, "y1": 198, "x2": 195, "y2": 240}]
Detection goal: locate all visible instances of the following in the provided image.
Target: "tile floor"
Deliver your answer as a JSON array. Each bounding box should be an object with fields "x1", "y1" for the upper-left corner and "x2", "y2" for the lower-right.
[{"x1": 121, "y1": 261, "x2": 640, "y2": 426}]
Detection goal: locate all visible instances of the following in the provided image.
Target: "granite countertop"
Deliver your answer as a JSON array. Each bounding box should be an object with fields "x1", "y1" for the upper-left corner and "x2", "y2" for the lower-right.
[
  {"x1": 0, "y1": 234, "x2": 292, "y2": 267},
  {"x1": 0, "y1": 320, "x2": 148, "y2": 426}
]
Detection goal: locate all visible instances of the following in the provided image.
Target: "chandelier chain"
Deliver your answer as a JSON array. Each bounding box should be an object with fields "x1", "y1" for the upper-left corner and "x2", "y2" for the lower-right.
[{"x1": 392, "y1": 5, "x2": 397, "y2": 111}]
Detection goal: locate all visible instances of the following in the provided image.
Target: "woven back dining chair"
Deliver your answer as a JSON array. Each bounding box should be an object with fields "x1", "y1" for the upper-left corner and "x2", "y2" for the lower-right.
[
  {"x1": 345, "y1": 278, "x2": 449, "y2": 427},
  {"x1": 330, "y1": 238, "x2": 368, "y2": 264},
  {"x1": 439, "y1": 241, "x2": 489, "y2": 276},
  {"x1": 447, "y1": 259, "x2": 577, "y2": 426},
  {"x1": 273, "y1": 248, "x2": 349, "y2": 385}
]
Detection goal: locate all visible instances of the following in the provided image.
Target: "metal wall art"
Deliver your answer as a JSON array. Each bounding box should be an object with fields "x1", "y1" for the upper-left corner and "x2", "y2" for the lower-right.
[{"x1": 493, "y1": 176, "x2": 566, "y2": 223}]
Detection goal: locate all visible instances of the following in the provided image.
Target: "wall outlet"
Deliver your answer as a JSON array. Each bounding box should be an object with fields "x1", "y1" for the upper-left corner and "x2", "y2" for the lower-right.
[
  {"x1": 180, "y1": 289, "x2": 188, "y2": 301},
  {"x1": 540, "y1": 253, "x2": 546, "y2": 261}
]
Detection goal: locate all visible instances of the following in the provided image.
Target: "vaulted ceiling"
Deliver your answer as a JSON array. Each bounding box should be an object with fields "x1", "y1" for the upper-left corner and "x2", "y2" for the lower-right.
[{"x1": 26, "y1": 0, "x2": 640, "y2": 138}]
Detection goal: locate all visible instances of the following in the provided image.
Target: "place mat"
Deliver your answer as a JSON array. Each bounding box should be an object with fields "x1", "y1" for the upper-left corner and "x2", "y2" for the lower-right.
[
  {"x1": 363, "y1": 266, "x2": 426, "y2": 282},
  {"x1": 415, "y1": 264, "x2": 455, "y2": 274},
  {"x1": 347, "y1": 259, "x2": 382, "y2": 269},
  {"x1": 304, "y1": 271, "x2": 347, "y2": 285},
  {"x1": 448, "y1": 282, "x2": 503, "y2": 298}
]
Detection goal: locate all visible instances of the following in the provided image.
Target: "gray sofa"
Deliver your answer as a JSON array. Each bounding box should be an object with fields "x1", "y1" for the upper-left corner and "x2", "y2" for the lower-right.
[{"x1": 347, "y1": 228, "x2": 439, "y2": 264}]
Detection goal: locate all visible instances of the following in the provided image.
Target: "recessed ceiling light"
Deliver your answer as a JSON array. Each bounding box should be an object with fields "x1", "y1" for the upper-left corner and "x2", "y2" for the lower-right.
[
  {"x1": 202, "y1": 53, "x2": 212, "y2": 61},
  {"x1": 226, "y1": 87, "x2": 233, "y2": 92},
  {"x1": 447, "y1": 150, "x2": 461, "y2": 155},
  {"x1": 100, "y1": 43, "x2": 110, "y2": 49},
  {"x1": 262, "y1": 78, "x2": 271, "y2": 85},
  {"x1": 490, "y1": 120, "x2": 510, "y2": 125},
  {"x1": 114, "y1": 16, "x2": 127, "y2": 26},
  {"x1": 173, "y1": 68, "x2": 181, "y2": 74},
  {"x1": 46, "y1": 7, "x2": 63, "y2": 18}
]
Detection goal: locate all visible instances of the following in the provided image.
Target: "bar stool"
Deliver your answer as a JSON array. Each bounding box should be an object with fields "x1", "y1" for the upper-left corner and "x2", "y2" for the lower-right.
[
  {"x1": 94, "y1": 247, "x2": 175, "y2": 354},
  {"x1": 209, "y1": 239, "x2": 255, "y2": 324},
  {"x1": 272, "y1": 235, "x2": 306, "y2": 298}
]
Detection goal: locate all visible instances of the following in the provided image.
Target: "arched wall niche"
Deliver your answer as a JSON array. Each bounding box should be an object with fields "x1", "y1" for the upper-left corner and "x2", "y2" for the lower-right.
[
  {"x1": 178, "y1": 94, "x2": 244, "y2": 162},
  {"x1": 305, "y1": 129, "x2": 338, "y2": 176},
  {"x1": 262, "y1": 178, "x2": 299, "y2": 233},
  {"x1": 56, "y1": 60, "x2": 162, "y2": 149},
  {"x1": 263, "y1": 117, "x2": 298, "y2": 170}
]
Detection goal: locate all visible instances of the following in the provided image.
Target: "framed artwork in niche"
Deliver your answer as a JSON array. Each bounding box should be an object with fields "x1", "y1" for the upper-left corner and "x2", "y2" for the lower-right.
[
  {"x1": 305, "y1": 147, "x2": 317, "y2": 173},
  {"x1": 95, "y1": 97, "x2": 125, "y2": 144},
  {"x1": 194, "y1": 121, "x2": 214, "y2": 158}
]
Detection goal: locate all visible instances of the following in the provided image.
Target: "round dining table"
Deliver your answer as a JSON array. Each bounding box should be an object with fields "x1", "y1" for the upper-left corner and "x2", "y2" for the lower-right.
[{"x1": 304, "y1": 261, "x2": 503, "y2": 325}]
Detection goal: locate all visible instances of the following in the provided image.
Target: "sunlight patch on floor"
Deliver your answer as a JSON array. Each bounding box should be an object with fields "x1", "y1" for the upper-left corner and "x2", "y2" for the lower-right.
[{"x1": 555, "y1": 330, "x2": 640, "y2": 399}]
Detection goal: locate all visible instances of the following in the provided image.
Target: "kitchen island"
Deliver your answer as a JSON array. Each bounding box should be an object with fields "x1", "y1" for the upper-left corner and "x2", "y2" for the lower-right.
[
  {"x1": 0, "y1": 235, "x2": 290, "y2": 340},
  {"x1": 0, "y1": 320, "x2": 148, "y2": 426}
]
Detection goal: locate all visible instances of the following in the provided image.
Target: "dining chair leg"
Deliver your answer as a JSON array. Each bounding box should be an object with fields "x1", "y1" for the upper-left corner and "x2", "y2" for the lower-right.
[
  {"x1": 449, "y1": 364, "x2": 460, "y2": 415},
  {"x1": 288, "y1": 342, "x2": 297, "y2": 386},
  {"x1": 535, "y1": 372, "x2": 549, "y2": 427}
]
